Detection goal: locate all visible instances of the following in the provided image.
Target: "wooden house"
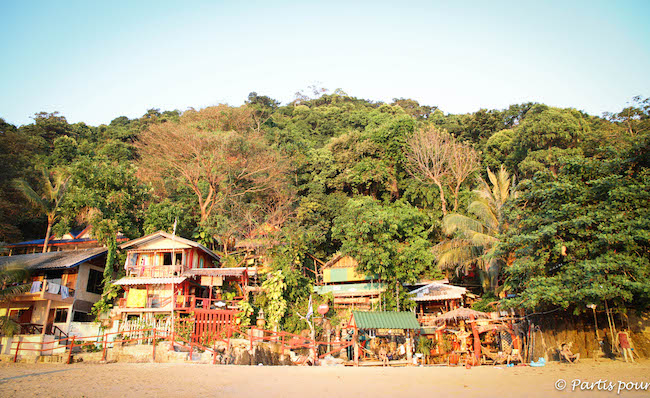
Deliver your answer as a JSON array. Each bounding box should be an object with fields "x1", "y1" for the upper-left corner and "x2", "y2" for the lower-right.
[
  {"x1": 0, "y1": 248, "x2": 108, "y2": 342},
  {"x1": 112, "y1": 231, "x2": 252, "y2": 336},
  {"x1": 313, "y1": 254, "x2": 386, "y2": 310},
  {"x1": 409, "y1": 281, "x2": 473, "y2": 326}
]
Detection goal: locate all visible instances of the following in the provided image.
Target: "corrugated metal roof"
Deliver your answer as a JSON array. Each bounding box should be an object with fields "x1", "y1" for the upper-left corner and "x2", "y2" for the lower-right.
[
  {"x1": 119, "y1": 231, "x2": 220, "y2": 261},
  {"x1": 352, "y1": 311, "x2": 420, "y2": 330},
  {"x1": 409, "y1": 282, "x2": 467, "y2": 302},
  {"x1": 0, "y1": 248, "x2": 107, "y2": 270},
  {"x1": 113, "y1": 277, "x2": 186, "y2": 286}
]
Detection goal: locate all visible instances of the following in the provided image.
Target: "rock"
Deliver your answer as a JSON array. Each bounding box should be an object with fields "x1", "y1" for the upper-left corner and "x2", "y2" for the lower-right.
[{"x1": 235, "y1": 349, "x2": 251, "y2": 365}]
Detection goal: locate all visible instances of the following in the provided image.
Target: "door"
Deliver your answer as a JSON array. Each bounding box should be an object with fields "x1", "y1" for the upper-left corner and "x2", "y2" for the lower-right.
[{"x1": 46, "y1": 308, "x2": 56, "y2": 334}]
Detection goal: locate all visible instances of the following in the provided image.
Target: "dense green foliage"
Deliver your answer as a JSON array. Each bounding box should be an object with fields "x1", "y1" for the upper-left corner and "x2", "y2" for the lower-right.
[{"x1": 1, "y1": 91, "x2": 649, "y2": 321}]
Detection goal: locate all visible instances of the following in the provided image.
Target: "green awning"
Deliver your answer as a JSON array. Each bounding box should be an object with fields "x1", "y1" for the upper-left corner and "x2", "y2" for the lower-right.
[{"x1": 352, "y1": 311, "x2": 420, "y2": 330}]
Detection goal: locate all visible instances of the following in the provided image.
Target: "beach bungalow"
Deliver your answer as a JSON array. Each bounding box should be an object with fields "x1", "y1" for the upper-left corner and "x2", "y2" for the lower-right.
[
  {"x1": 112, "y1": 231, "x2": 253, "y2": 339},
  {"x1": 0, "y1": 248, "x2": 108, "y2": 349},
  {"x1": 408, "y1": 281, "x2": 474, "y2": 326},
  {"x1": 313, "y1": 254, "x2": 386, "y2": 311}
]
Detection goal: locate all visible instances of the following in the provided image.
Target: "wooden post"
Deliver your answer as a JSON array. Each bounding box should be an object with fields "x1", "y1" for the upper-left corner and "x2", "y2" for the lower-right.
[
  {"x1": 41, "y1": 299, "x2": 52, "y2": 337},
  {"x1": 280, "y1": 333, "x2": 285, "y2": 355},
  {"x1": 13, "y1": 338, "x2": 21, "y2": 363},
  {"x1": 67, "y1": 337, "x2": 75, "y2": 364},
  {"x1": 470, "y1": 315, "x2": 481, "y2": 364},
  {"x1": 101, "y1": 332, "x2": 108, "y2": 362},
  {"x1": 152, "y1": 328, "x2": 157, "y2": 362},
  {"x1": 353, "y1": 328, "x2": 359, "y2": 367},
  {"x1": 406, "y1": 330, "x2": 413, "y2": 364},
  {"x1": 249, "y1": 328, "x2": 253, "y2": 350}
]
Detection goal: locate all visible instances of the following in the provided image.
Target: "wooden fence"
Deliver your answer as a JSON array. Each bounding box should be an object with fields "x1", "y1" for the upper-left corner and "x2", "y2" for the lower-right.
[{"x1": 192, "y1": 309, "x2": 238, "y2": 343}]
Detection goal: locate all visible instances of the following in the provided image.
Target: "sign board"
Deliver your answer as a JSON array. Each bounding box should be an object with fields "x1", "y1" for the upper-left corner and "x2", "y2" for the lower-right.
[
  {"x1": 200, "y1": 276, "x2": 223, "y2": 286},
  {"x1": 317, "y1": 303, "x2": 329, "y2": 315}
]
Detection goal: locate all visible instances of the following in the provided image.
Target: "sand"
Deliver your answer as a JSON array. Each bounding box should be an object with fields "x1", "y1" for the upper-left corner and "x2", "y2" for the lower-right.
[{"x1": 0, "y1": 359, "x2": 648, "y2": 398}]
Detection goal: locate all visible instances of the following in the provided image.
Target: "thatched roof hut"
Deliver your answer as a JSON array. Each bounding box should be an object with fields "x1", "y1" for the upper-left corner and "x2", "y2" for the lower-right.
[{"x1": 431, "y1": 307, "x2": 490, "y2": 325}]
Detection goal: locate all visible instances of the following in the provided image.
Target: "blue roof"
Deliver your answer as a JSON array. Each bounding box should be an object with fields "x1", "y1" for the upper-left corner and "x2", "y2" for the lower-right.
[{"x1": 8, "y1": 238, "x2": 95, "y2": 247}]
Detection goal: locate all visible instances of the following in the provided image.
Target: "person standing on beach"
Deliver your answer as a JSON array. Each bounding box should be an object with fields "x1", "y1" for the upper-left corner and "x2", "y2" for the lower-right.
[{"x1": 616, "y1": 330, "x2": 636, "y2": 363}]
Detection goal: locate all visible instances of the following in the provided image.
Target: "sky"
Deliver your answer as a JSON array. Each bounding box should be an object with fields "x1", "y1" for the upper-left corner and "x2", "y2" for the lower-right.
[{"x1": 1, "y1": 0, "x2": 649, "y2": 127}]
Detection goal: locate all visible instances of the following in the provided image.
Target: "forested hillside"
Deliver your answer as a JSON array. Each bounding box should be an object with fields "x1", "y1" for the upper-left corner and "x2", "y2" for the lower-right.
[{"x1": 1, "y1": 91, "x2": 648, "y2": 324}]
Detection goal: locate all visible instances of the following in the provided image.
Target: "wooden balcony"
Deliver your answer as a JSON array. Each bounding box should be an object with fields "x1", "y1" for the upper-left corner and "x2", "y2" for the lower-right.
[
  {"x1": 416, "y1": 313, "x2": 442, "y2": 326},
  {"x1": 117, "y1": 295, "x2": 241, "y2": 312},
  {"x1": 126, "y1": 265, "x2": 183, "y2": 278}
]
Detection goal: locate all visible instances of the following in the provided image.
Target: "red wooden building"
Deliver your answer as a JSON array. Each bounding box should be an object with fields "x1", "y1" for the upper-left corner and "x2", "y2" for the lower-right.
[{"x1": 112, "y1": 231, "x2": 253, "y2": 341}]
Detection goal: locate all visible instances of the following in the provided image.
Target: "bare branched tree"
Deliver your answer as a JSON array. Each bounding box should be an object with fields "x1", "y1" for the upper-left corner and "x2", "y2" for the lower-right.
[
  {"x1": 137, "y1": 106, "x2": 291, "y2": 226},
  {"x1": 405, "y1": 126, "x2": 479, "y2": 214},
  {"x1": 448, "y1": 139, "x2": 480, "y2": 211}
]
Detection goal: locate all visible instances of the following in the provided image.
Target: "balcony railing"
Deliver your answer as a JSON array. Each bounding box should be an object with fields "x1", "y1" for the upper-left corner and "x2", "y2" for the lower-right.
[
  {"x1": 117, "y1": 295, "x2": 241, "y2": 311},
  {"x1": 126, "y1": 265, "x2": 183, "y2": 278},
  {"x1": 18, "y1": 323, "x2": 69, "y2": 340},
  {"x1": 416, "y1": 313, "x2": 442, "y2": 326}
]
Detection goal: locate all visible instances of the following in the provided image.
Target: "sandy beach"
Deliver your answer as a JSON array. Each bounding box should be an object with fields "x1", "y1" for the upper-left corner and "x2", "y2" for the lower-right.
[{"x1": 0, "y1": 360, "x2": 648, "y2": 398}]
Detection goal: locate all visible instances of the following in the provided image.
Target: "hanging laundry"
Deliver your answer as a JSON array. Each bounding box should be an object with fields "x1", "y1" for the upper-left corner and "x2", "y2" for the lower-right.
[
  {"x1": 48, "y1": 282, "x2": 61, "y2": 294},
  {"x1": 61, "y1": 286, "x2": 70, "y2": 299},
  {"x1": 30, "y1": 281, "x2": 42, "y2": 293}
]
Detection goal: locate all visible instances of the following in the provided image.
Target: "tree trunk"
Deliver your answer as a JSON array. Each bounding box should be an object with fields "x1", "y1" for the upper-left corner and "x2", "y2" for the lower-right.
[
  {"x1": 395, "y1": 280, "x2": 400, "y2": 311},
  {"x1": 434, "y1": 180, "x2": 447, "y2": 215},
  {"x1": 487, "y1": 259, "x2": 500, "y2": 294},
  {"x1": 42, "y1": 221, "x2": 53, "y2": 253}
]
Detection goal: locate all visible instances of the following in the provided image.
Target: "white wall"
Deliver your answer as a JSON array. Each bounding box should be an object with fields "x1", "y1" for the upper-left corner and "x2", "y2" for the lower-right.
[{"x1": 74, "y1": 263, "x2": 103, "y2": 303}]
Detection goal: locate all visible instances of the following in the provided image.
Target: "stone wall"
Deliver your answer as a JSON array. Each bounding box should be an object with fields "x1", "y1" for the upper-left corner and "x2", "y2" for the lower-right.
[{"x1": 527, "y1": 310, "x2": 649, "y2": 361}]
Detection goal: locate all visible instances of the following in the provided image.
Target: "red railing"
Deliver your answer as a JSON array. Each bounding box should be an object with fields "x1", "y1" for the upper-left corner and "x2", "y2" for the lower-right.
[{"x1": 8, "y1": 324, "x2": 353, "y2": 365}]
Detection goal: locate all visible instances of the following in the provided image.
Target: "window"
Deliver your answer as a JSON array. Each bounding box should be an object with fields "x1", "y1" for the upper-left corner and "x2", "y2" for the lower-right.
[
  {"x1": 54, "y1": 308, "x2": 68, "y2": 323},
  {"x1": 86, "y1": 269, "x2": 103, "y2": 294},
  {"x1": 73, "y1": 311, "x2": 94, "y2": 322},
  {"x1": 163, "y1": 253, "x2": 172, "y2": 265}
]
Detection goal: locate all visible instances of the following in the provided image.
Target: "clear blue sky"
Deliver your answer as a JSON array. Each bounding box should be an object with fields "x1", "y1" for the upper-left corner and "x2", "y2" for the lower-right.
[{"x1": 1, "y1": 0, "x2": 649, "y2": 126}]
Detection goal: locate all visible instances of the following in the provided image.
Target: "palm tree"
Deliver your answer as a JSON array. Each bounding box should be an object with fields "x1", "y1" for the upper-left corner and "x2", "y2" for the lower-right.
[
  {"x1": 434, "y1": 166, "x2": 516, "y2": 293},
  {"x1": 14, "y1": 169, "x2": 71, "y2": 253}
]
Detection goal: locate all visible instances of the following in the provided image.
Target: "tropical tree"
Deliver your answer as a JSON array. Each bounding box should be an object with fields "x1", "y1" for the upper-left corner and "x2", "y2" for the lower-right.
[
  {"x1": 13, "y1": 169, "x2": 71, "y2": 252},
  {"x1": 332, "y1": 197, "x2": 441, "y2": 309},
  {"x1": 502, "y1": 140, "x2": 650, "y2": 312},
  {"x1": 406, "y1": 125, "x2": 480, "y2": 214},
  {"x1": 435, "y1": 166, "x2": 516, "y2": 292},
  {"x1": 0, "y1": 264, "x2": 31, "y2": 336}
]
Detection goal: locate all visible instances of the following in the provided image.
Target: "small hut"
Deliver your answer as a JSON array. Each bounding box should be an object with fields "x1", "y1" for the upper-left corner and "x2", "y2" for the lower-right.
[
  {"x1": 314, "y1": 255, "x2": 386, "y2": 310},
  {"x1": 347, "y1": 311, "x2": 420, "y2": 366},
  {"x1": 409, "y1": 281, "x2": 472, "y2": 325}
]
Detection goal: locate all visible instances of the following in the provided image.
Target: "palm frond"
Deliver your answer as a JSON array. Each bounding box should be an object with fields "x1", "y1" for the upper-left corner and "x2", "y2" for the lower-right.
[
  {"x1": 0, "y1": 283, "x2": 29, "y2": 301},
  {"x1": 467, "y1": 199, "x2": 498, "y2": 231},
  {"x1": 442, "y1": 213, "x2": 485, "y2": 236},
  {"x1": 464, "y1": 229, "x2": 499, "y2": 247},
  {"x1": 496, "y1": 166, "x2": 511, "y2": 205},
  {"x1": 12, "y1": 179, "x2": 46, "y2": 211}
]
